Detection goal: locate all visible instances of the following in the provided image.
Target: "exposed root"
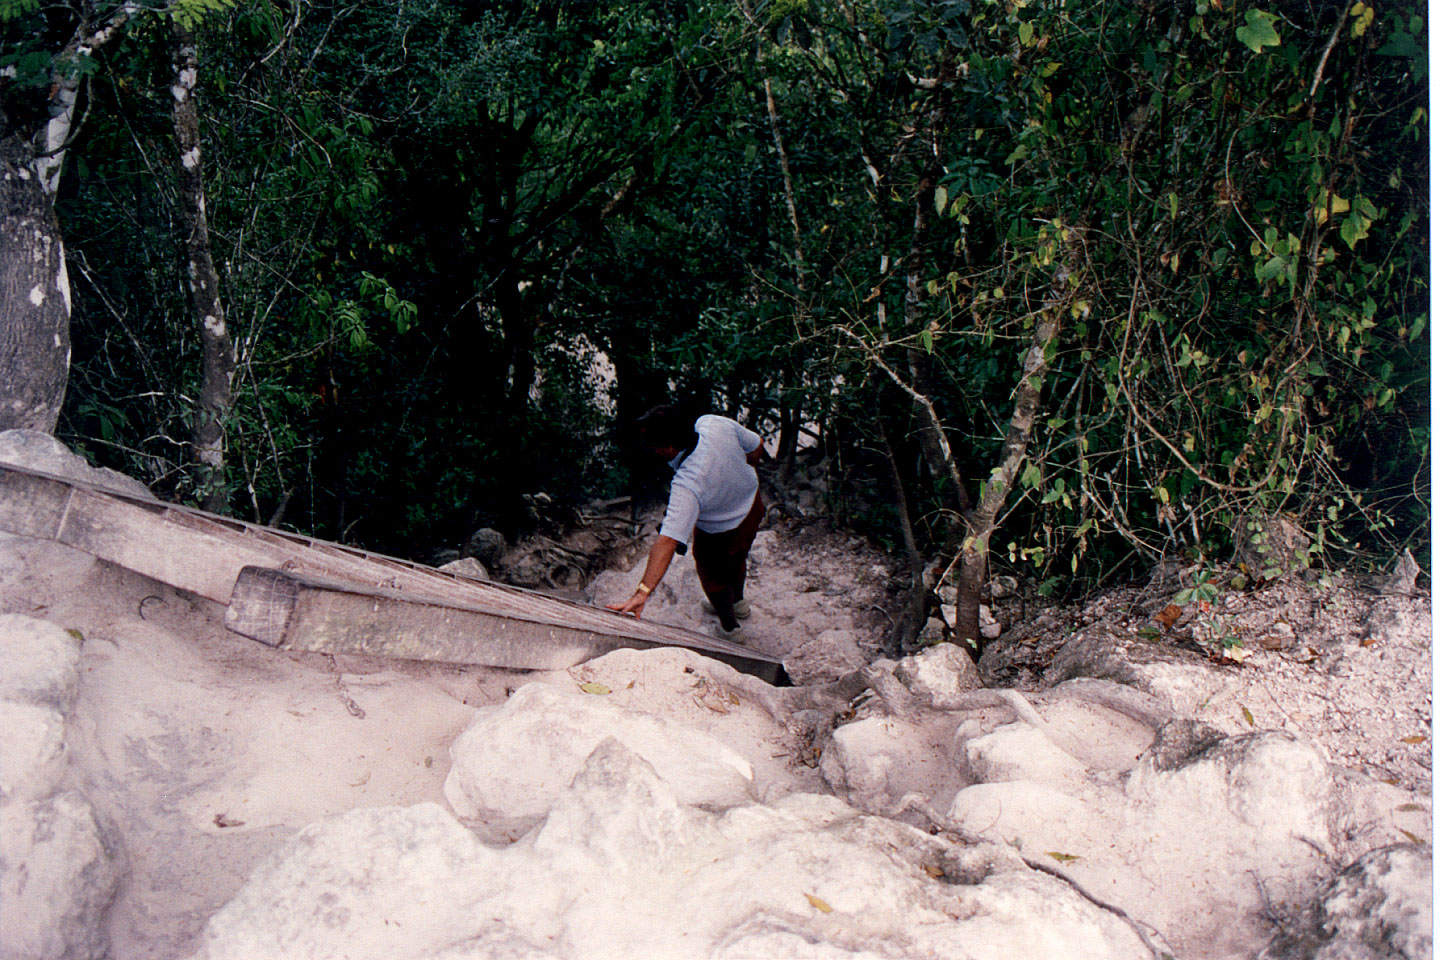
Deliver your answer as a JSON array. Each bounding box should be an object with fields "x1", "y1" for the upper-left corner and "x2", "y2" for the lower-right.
[{"x1": 1020, "y1": 856, "x2": 1180, "y2": 960}]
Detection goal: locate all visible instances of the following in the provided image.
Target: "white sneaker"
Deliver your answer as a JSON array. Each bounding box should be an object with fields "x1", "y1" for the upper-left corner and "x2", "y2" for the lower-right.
[
  {"x1": 702, "y1": 598, "x2": 751, "y2": 619},
  {"x1": 712, "y1": 621, "x2": 746, "y2": 644}
]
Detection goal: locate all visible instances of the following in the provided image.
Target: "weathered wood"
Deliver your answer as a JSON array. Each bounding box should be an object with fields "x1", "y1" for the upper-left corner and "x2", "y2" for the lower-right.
[
  {"x1": 0, "y1": 460, "x2": 792, "y2": 684},
  {"x1": 0, "y1": 464, "x2": 72, "y2": 539},
  {"x1": 225, "y1": 566, "x2": 789, "y2": 683}
]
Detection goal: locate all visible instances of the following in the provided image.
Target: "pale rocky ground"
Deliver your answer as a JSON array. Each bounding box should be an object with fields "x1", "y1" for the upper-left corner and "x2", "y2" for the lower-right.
[{"x1": 0, "y1": 434, "x2": 1432, "y2": 960}]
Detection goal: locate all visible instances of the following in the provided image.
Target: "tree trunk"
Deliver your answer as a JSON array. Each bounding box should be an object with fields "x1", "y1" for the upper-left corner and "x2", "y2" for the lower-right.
[
  {"x1": 954, "y1": 246, "x2": 1075, "y2": 652},
  {"x1": 0, "y1": 7, "x2": 136, "y2": 435},
  {"x1": 878, "y1": 411, "x2": 931, "y2": 656},
  {"x1": 0, "y1": 139, "x2": 71, "y2": 432},
  {"x1": 171, "y1": 22, "x2": 235, "y2": 513}
]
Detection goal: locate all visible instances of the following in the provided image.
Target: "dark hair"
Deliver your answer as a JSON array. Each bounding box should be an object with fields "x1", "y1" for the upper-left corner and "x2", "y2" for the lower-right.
[{"x1": 636, "y1": 404, "x2": 699, "y2": 452}]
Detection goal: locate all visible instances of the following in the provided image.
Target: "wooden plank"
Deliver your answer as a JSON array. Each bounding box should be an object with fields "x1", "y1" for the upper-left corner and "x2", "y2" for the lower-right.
[
  {"x1": 0, "y1": 463, "x2": 75, "y2": 540},
  {"x1": 55, "y1": 487, "x2": 280, "y2": 603},
  {"x1": 0, "y1": 460, "x2": 793, "y2": 684},
  {"x1": 225, "y1": 566, "x2": 790, "y2": 684}
]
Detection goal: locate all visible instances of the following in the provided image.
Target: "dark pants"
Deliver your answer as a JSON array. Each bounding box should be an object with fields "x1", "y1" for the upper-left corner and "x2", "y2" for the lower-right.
[{"x1": 692, "y1": 493, "x2": 763, "y2": 617}]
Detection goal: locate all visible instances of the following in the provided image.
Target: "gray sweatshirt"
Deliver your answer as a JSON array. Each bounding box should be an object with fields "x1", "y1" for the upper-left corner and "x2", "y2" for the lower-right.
[{"x1": 659, "y1": 415, "x2": 762, "y2": 544}]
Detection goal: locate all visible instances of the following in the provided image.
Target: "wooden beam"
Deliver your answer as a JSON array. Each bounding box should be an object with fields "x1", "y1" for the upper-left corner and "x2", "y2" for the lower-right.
[
  {"x1": 225, "y1": 566, "x2": 790, "y2": 684},
  {"x1": 0, "y1": 461, "x2": 792, "y2": 684}
]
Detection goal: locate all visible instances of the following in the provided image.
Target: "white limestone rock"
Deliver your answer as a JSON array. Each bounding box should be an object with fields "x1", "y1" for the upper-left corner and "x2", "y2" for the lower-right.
[
  {"x1": 437, "y1": 557, "x2": 489, "y2": 581},
  {"x1": 1126, "y1": 726, "x2": 1332, "y2": 850},
  {"x1": 957, "y1": 721, "x2": 1089, "y2": 784},
  {"x1": 0, "y1": 702, "x2": 66, "y2": 803},
  {"x1": 190, "y1": 802, "x2": 518, "y2": 960},
  {"x1": 948, "y1": 718, "x2": 1346, "y2": 959},
  {"x1": 1314, "y1": 844, "x2": 1432, "y2": 960},
  {"x1": 443, "y1": 682, "x2": 755, "y2": 822},
  {"x1": 893, "y1": 642, "x2": 981, "y2": 709},
  {"x1": 0, "y1": 614, "x2": 82, "y2": 709},
  {"x1": 195, "y1": 738, "x2": 1153, "y2": 960},
  {"x1": 0, "y1": 429, "x2": 153, "y2": 500},
  {"x1": 818, "y1": 716, "x2": 911, "y2": 814},
  {"x1": 530, "y1": 737, "x2": 702, "y2": 875},
  {"x1": 0, "y1": 792, "x2": 118, "y2": 960}
]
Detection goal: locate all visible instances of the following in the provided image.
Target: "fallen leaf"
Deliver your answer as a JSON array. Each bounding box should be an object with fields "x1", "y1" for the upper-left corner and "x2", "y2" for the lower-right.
[
  {"x1": 1155, "y1": 604, "x2": 1183, "y2": 629},
  {"x1": 925, "y1": 865, "x2": 945, "y2": 879},
  {"x1": 1397, "y1": 803, "x2": 1426, "y2": 813},
  {"x1": 1381, "y1": 778, "x2": 1401, "y2": 786},
  {"x1": 1224, "y1": 646, "x2": 1251, "y2": 663},
  {"x1": 579, "y1": 682, "x2": 611, "y2": 695},
  {"x1": 1400, "y1": 829, "x2": 1423, "y2": 844},
  {"x1": 805, "y1": 894, "x2": 833, "y2": 913},
  {"x1": 1046, "y1": 851, "x2": 1082, "y2": 863},
  {"x1": 213, "y1": 813, "x2": 245, "y2": 828},
  {"x1": 65, "y1": 628, "x2": 84, "y2": 642},
  {"x1": 1401, "y1": 735, "x2": 1427, "y2": 744},
  {"x1": 1242, "y1": 706, "x2": 1255, "y2": 727},
  {"x1": 1360, "y1": 635, "x2": 1379, "y2": 647}
]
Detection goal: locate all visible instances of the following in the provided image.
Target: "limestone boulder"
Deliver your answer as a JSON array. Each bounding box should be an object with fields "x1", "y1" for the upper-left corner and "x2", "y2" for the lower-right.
[
  {"x1": 0, "y1": 702, "x2": 67, "y2": 803},
  {"x1": 0, "y1": 793, "x2": 118, "y2": 960},
  {"x1": 443, "y1": 681, "x2": 755, "y2": 822},
  {"x1": 195, "y1": 738, "x2": 1154, "y2": 960},
  {"x1": 893, "y1": 642, "x2": 981, "y2": 709},
  {"x1": 0, "y1": 429, "x2": 153, "y2": 500},
  {"x1": 0, "y1": 614, "x2": 82, "y2": 709}
]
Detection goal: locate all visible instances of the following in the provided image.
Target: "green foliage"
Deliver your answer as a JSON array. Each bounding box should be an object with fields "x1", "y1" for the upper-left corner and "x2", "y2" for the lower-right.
[
  {"x1": 1174, "y1": 570, "x2": 1221, "y2": 607},
  {"x1": 170, "y1": 0, "x2": 236, "y2": 30},
  {"x1": 38, "y1": 0, "x2": 1425, "y2": 582},
  {"x1": 0, "y1": 0, "x2": 39, "y2": 20}
]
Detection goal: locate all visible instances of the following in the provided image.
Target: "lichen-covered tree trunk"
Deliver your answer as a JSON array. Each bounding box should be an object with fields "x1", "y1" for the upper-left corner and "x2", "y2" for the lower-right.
[
  {"x1": 172, "y1": 22, "x2": 235, "y2": 513},
  {"x1": 0, "y1": 6, "x2": 134, "y2": 434},
  {"x1": 0, "y1": 140, "x2": 71, "y2": 432}
]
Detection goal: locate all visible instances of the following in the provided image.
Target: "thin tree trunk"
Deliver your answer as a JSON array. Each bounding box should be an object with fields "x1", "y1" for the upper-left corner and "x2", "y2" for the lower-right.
[
  {"x1": 172, "y1": 22, "x2": 235, "y2": 513},
  {"x1": 900, "y1": 49, "x2": 970, "y2": 522},
  {"x1": 877, "y1": 412, "x2": 931, "y2": 655},
  {"x1": 954, "y1": 245, "x2": 1076, "y2": 651}
]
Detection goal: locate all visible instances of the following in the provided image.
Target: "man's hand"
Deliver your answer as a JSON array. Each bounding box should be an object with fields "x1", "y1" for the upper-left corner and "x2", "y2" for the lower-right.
[
  {"x1": 746, "y1": 445, "x2": 765, "y2": 467},
  {"x1": 604, "y1": 535, "x2": 679, "y2": 618},
  {"x1": 607, "y1": 591, "x2": 648, "y2": 617}
]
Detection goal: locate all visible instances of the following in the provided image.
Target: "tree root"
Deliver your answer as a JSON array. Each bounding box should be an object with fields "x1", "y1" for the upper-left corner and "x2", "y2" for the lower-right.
[
  {"x1": 890, "y1": 790, "x2": 1179, "y2": 960},
  {"x1": 1020, "y1": 855, "x2": 1181, "y2": 960}
]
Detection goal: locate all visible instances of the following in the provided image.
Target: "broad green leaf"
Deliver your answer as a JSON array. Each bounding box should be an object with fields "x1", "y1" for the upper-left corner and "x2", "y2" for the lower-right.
[
  {"x1": 1340, "y1": 210, "x2": 1371, "y2": 248},
  {"x1": 579, "y1": 682, "x2": 611, "y2": 695},
  {"x1": 1236, "y1": 9, "x2": 1281, "y2": 53}
]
